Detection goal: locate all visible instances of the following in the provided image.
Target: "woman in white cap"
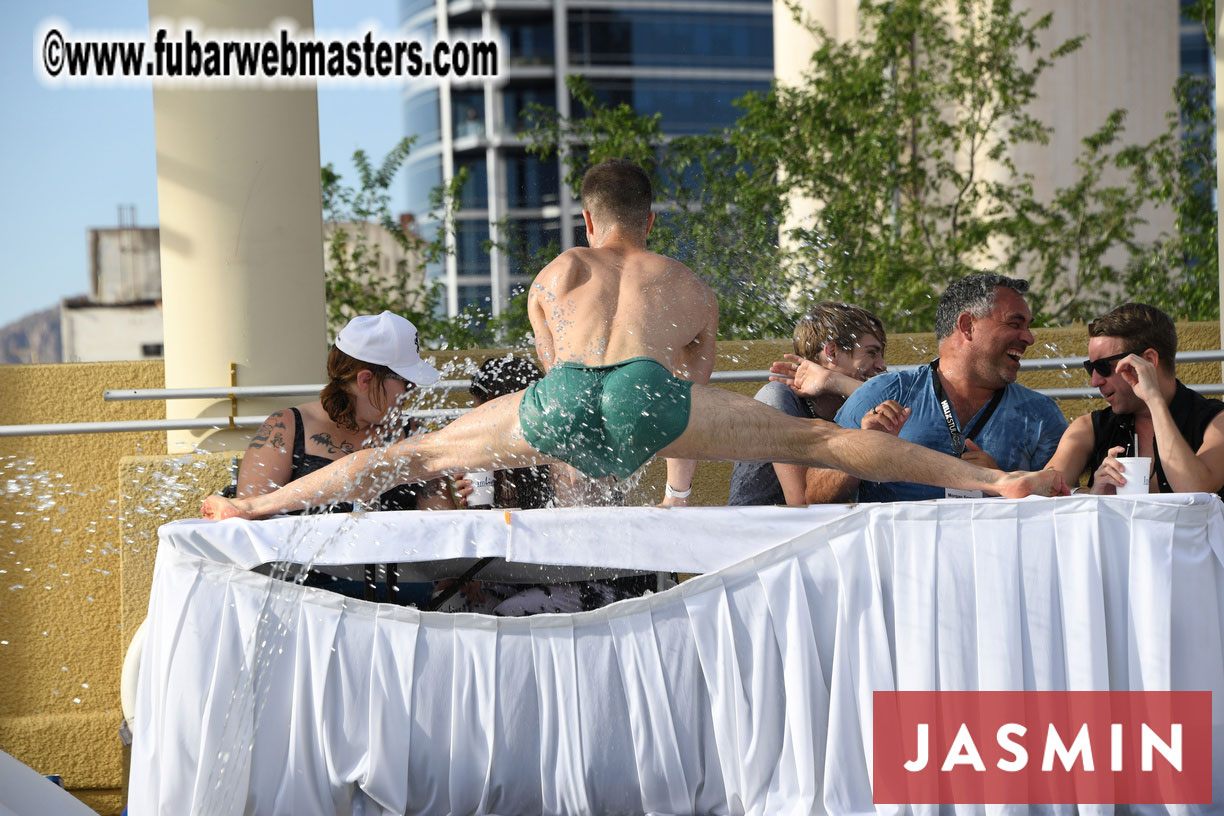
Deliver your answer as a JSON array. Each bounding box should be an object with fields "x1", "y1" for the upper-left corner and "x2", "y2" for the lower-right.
[{"x1": 236, "y1": 311, "x2": 453, "y2": 513}]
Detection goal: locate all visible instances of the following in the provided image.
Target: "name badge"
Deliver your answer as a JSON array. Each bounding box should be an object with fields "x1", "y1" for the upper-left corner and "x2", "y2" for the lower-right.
[{"x1": 945, "y1": 488, "x2": 983, "y2": 499}]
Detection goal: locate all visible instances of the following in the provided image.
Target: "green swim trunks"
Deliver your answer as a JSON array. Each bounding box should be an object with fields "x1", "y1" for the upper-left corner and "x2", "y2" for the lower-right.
[{"x1": 518, "y1": 356, "x2": 693, "y2": 479}]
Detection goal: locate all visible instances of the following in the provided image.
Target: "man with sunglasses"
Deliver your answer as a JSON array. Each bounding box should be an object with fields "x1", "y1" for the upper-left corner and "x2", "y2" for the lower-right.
[
  {"x1": 803, "y1": 273, "x2": 1068, "y2": 502},
  {"x1": 1045, "y1": 303, "x2": 1224, "y2": 496}
]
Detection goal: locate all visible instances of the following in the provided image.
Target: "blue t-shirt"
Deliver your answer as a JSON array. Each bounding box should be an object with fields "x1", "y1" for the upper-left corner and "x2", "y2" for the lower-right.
[{"x1": 834, "y1": 363, "x2": 1067, "y2": 502}]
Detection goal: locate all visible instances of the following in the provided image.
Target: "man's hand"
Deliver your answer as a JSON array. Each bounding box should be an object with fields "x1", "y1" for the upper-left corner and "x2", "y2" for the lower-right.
[
  {"x1": 769, "y1": 354, "x2": 833, "y2": 398},
  {"x1": 658, "y1": 493, "x2": 690, "y2": 509},
  {"x1": 996, "y1": 469, "x2": 1071, "y2": 499},
  {"x1": 452, "y1": 476, "x2": 475, "y2": 508},
  {"x1": 1115, "y1": 354, "x2": 1162, "y2": 405},
  {"x1": 861, "y1": 400, "x2": 910, "y2": 434},
  {"x1": 201, "y1": 494, "x2": 254, "y2": 520},
  {"x1": 962, "y1": 439, "x2": 1000, "y2": 470},
  {"x1": 1088, "y1": 444, "x2": 1128, "y2": 494}
]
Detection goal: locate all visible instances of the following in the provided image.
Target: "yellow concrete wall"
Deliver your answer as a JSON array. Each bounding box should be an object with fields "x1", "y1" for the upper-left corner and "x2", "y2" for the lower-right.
[
  {"x1": 0, "y1": 361, "x2": 164, "y2": 815},
  {"x1": 119, "y1": 454, "x2": 235, "y2": 650},
  {"x1": 3, "y1": 326, "x2": 1221, "y2": 813}
]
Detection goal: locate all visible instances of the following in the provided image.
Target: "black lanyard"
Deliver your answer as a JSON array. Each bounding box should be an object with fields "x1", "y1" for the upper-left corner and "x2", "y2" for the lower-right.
[{"x1": 929, "y1": 359, "x2": 1004, "y2": 458}]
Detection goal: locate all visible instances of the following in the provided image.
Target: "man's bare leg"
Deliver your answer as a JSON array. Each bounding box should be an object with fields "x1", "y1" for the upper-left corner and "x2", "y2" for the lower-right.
[
  {"x1": 202, "y1": 392, "x2": 555, "y2": 519},
  {"x1": 202, "y1": 376, "x2": 1066, "y2": 521},
  {"x1": 660, "y1": 384, "x2": 1066, "y2": 498}
]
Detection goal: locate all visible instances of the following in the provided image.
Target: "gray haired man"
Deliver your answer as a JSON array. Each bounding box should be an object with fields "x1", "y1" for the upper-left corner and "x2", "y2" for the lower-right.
[{"x1": 802, "y1": 273, "x2": 1068, "y2": 502}]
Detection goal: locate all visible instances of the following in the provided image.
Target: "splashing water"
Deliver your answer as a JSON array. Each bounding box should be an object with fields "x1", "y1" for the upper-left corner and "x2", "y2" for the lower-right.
[{"x1": 4, "y1": 347, "x2": 675, "y2": 806}]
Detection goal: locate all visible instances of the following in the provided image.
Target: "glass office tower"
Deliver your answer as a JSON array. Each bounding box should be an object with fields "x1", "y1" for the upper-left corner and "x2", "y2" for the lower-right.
[{"x1": 402, "y1": 0, "x2": 774, "y2": 316}]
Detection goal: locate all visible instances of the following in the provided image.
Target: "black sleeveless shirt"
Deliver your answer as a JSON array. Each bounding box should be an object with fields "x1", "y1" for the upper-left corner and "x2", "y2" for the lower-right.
[
  {"x1": 1087, "y1": 381, "x2": 1224, "y2": 497},
  {"x1": 288, "y1": 406, "x2": 421, "y2": 513}
]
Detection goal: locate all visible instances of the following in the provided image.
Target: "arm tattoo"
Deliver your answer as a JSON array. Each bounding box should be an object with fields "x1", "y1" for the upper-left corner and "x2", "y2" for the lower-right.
[
  {"x1": 249, "y1": 413, "x2": 288, "y2": 450},
  {"x1": 310, "y1": 432, "x2": 356, "y2": 456}
]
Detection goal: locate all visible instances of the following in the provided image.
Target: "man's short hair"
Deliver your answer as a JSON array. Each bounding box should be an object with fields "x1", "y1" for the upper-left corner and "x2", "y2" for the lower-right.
[
  {"x1": 935, "y1": 272, "x2": 1031, "y2": 341},
  {"x1": 793, "y1": 302, "x2": 887, "y2": 361},
  {"x1": 1088, "y1": 302, "x2": 1178, "y2": 374},
  {"x1": 580, "y1": 159, "x2": 652, "y2": 231}
]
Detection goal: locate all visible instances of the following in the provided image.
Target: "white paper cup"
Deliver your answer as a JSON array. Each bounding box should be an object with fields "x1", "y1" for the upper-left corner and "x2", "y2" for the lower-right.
[
  {"x1": 465, "y1": 470, "x2": 495, "y2": 507},
  {"x1": 1115, "y1": 457, "x2": 1151, "y2": 495}
]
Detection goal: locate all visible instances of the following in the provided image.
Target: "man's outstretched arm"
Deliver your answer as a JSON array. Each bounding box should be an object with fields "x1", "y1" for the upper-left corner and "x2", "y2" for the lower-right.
[
  {"x1": 662, "y1": 291, "x2": 718, "y2": 507},
  {"x1": 769, "y1": 355, "x2": 862, "y2": 400},
  {"x1": 1044, "y1": 414, "x2": 1094, "y2": 491}
]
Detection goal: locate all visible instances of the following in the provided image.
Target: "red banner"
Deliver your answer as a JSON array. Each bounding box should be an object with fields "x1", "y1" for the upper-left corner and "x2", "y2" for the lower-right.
[{"x1": 873, "y1": 691, "x2": 1212, "y2": 804}]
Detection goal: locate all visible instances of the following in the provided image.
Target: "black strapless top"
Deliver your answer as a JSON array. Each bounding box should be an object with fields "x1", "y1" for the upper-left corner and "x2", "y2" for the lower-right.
[{"x1": 287, "y1": 406, "x2": 420, "y2": 513}]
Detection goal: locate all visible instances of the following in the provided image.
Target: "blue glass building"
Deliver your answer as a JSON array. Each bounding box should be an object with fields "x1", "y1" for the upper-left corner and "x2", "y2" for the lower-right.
[{"x1": 402, "y1": 0, "x2": 774, "y2": 316}]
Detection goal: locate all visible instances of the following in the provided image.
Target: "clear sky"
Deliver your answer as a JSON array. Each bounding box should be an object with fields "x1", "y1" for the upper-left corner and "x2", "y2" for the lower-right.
[{"x1": 0, "y1": 1, "x2": 409, "y2": 330}]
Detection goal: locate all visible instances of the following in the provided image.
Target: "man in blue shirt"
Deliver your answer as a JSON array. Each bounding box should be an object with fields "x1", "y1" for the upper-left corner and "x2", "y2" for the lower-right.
[{"x1": 804, "y1": 273, "x2": 1067, "y2": 502}]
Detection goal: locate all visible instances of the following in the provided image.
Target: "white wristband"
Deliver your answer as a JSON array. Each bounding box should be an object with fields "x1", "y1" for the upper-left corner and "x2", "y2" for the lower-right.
[{"x1": 664, "y1": 483, "x2": 692, "y2": 499}]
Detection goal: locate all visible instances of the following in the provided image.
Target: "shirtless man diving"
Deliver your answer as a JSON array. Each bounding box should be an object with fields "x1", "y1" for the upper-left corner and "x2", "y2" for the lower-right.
[{"x1": 202, "y1": 159, "x2": 1065, "y2": 520}]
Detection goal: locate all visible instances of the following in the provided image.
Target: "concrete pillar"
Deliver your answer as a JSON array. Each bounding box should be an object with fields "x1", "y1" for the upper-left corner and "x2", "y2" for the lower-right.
[
  {"x1": 150, "y1": 0, "x2": 327, "y2": 453},
  {"x1": 1007, "y1": 0, "x2": 1177, "y2": 246},
  {"x1": 772, "y1": 0, "x2": 859, "y2": 274},
  {"x1": 773, "y1": 0, "x2": 859, "y2": 88}
]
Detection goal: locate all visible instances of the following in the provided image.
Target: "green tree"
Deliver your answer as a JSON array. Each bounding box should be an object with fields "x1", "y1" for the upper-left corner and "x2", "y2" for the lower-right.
[
  {"x1": 1120, "y1": 0, "x2": 1218, "y2": 320},
  {"x1": 1009, "y1": 0, "x2": 1218, "y2": 323},
  {"x1": 324, "y1": 142, "x2": 543, "y2": 350},
  {"x1": 526, "y1": 0, "x2": 1218, "y2": 333},
  {"x1": 527, "y1": 79, "x2": 796, "y2": 339},
  {"x1": 322, "y1": 140, "x2": 493, "y2": 349},
  {"x1": 323, "y1": 139, "x2": 429, "y2": 337},
  {"x1": 762, "y1": 0, "x2": 1099, "y2": 330},
  {"x1": 999, "y1": 110, "x2": 1153, "y2": 324}
]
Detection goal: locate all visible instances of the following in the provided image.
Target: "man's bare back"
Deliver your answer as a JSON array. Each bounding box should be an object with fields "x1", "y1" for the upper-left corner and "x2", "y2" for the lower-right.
[{"x1": 528, "y1": 244, "x2": 718, "y2": 380}]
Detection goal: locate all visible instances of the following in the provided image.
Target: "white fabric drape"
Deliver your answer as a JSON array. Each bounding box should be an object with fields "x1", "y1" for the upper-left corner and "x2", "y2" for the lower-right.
[{"x1": 130, "y1": 495, "x2": 1224, "y2": 815}]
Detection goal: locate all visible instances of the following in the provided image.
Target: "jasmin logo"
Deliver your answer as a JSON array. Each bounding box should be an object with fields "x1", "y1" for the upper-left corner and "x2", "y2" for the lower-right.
[{"x1": 873, "y1": 691, "x2": 1212, "y2": 804}]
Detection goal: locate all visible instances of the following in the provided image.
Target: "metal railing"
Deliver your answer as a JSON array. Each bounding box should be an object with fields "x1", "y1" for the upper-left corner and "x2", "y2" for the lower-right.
[
  {"x1": 2, "y1": 350, "x2": 1223, "y2": 438},
  {"x1": 100, "y1": 379, "x2": 475, "y2": 401}
]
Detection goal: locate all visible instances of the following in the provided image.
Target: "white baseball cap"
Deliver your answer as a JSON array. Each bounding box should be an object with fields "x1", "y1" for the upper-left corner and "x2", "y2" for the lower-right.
[{"x1": 334, "y1": 311, "x2": 440, "y2": 386}]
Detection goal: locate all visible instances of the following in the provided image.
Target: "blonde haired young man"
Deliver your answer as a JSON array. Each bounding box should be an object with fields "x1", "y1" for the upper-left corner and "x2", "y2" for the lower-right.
[{"x1": 729, "y1": 303, "x2": 887, "y2": 505}]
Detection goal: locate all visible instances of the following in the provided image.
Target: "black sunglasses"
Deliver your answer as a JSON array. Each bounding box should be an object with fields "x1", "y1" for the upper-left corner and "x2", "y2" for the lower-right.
[{"x1": 1081, "y1": 351, "x2": 1131, "y2": 377}]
